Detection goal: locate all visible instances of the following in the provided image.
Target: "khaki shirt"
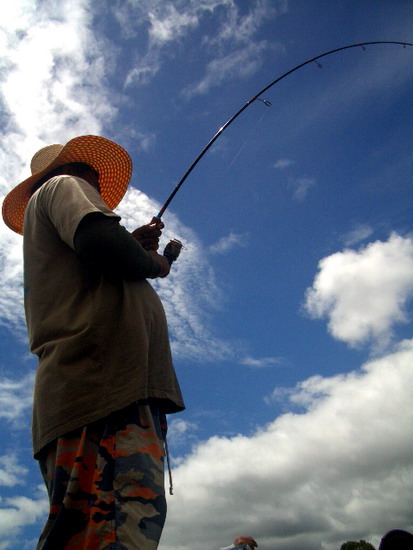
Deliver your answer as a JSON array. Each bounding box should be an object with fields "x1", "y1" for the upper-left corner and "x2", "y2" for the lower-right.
[{"x1": 24, "y1": 176, "x2": 184, "y2": 456}]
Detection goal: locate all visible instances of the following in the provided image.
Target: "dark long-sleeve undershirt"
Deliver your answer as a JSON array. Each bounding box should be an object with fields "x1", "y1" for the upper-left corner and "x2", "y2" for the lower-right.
[{"x1": 74, "y1": 213, "x2": 161, "y2": 280}]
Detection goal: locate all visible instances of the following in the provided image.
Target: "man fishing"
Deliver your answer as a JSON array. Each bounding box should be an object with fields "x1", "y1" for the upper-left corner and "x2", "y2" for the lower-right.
[{"x1": 2, "y1": 135, "x2": 185, "y2": 549}]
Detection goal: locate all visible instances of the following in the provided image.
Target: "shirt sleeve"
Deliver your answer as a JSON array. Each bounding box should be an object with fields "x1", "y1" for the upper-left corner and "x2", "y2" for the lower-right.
[
  {"x1": 37, "y1": 175, "x2": 120, "y2": 249},
  {"x1": 74, "y1": 213, "x2": 161, "y2": 280}
]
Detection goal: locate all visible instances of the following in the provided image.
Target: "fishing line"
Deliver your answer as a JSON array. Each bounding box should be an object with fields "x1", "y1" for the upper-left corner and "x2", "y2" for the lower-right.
[
  {"x1": 224, "y1": 109, "x2": 268, "y2": 175},
  {"x1": 224, "y1": 139, "x2": 248, "y2": 174},
  {"x1": 155, "y1": 41, "x2": 413, "y2": 220}
]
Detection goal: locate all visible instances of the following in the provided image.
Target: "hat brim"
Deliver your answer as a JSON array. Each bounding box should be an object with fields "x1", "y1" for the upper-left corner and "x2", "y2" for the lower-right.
[{"x1": 2, "y1": 135, "x2": 133, "y2": 235}]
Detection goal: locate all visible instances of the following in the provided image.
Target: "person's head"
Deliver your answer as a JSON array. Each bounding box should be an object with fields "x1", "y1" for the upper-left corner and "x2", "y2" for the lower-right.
[
  {"x1": 233, "y1": 536, "x2": 258, "y2": 550},
  {"x1": 379, "y1": 529, "x2": 413, "y2": 550},
  {"x1": 2, "y1": 135, "x2": 133, "y2": 235}
]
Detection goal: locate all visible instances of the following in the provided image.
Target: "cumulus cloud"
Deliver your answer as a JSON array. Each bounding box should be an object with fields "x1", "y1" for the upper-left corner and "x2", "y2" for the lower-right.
[
  {"x1": 343, "y1": 223, "x2": 374, "y2": 247},
  {"x1": 304, "y1": 233, "x2": 413, "y2": 349},
  {"x1": 240, "y1": 356, "x2": 283, "y2": 368},
  {"x1": 124, "y1": 60, "x2": 161, "y2": 87},
  {"x1": 0, "y1": 0, "x2": 115, "y2": 163},
  {"x1": 0, "y1": 487, "x2": 48, "y2": 545},
  {"x1": 209, "y1": 232, "x2": 249, "y2": 255},
  {"x1": 121, "y1": 1, "x2": 285, "y2": 93},
  {"x1": 0, "y1": 225, "x2": 25, "y2": 332},
  {"x1": 288, "y1": 176, "x2": 316, "y2": 201},
  {"x1": 167, "y1": 418, "x2": 199, "y2": 455},
  {"x1": 162, "y1": 340, "x2": 413, "y2": 550},
  {"x1": 148, "y1": 4, "x2": 199, "y2": 45},
  {"x1": 204, "y1": 0, "x2": 286, "y2": 46},
  {"x1": 273, "y1": 161, "x2": 317, "y2": 202},
  {"x1": 168, "y1": 418, "x2": 198, "y2": 439},
  {"x1": 121, "y1": 0, "x2": 199, "y2": 87},
  {"x1": 0, "y1": 373, "x2": 34, "y2": 425},
  {"x1": 274, "y1": 158, "x2": 294, "y2": 169},
  {"x1": 183, "y1": 41, "x2": 272, "y2": 98},
  {"x1": 0, "y1": 455, "x2": 28, "y2": 487},
  {"x1": 0, "y1": 451, "x2": 47, "y2": 546},
  {"x1": 121, "y1": 0, "x2": 284, "y2": 49}
]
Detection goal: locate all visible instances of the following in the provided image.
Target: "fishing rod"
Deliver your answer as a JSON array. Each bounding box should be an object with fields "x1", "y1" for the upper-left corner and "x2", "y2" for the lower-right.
[{"x1": 160, "y1": 40, "x2": 413, "y2": 264}]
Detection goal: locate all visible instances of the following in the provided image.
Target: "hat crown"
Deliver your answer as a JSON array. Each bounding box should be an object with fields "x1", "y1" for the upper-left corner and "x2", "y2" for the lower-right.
[{"x1": 30, "y1": 144, "x2": 64, "y2": 175}]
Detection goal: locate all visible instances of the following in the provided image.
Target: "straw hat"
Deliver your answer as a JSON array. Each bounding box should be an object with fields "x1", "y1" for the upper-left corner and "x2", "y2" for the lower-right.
[{"x1": 2, "y1": 135, "x2": 133, "y2": 234}]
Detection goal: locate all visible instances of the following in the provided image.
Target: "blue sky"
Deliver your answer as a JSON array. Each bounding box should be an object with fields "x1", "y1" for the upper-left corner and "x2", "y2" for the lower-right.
[{"x1": 1, "y1": 1, "x2": 413, "y2": 549}]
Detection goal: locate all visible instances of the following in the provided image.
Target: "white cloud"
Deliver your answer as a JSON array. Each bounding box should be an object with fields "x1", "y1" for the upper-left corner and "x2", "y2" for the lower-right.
[
  {"x1": 0, "y1": 225, "x2": 25, "y2": 332},
  {"x1": 148, "y1": 4, "x2": 199, "y2": 45},
  {"x1": 161, "y1": 339, "x2": 413, "y2": 550},
  {"x1": 0, "y1": 486, "x2": 48, "y2": 544},
  {"x1": 209, "y1": 232, "x2": 249, "y2": 255},
  {"x1": 0, "y1": 0, "x2": 115, "y2": 163},
  {"x1": 183, "y1": 41, "x2": 272, "y2": 98},
  {"x1": 0, "y1": 373, "x2": 34, "y2": 425},
  {"x1": 0, "y1": 452, "x2": 47, "y2": 546},
  {"x1": 288, "y1": 176, "x2": 316, "y2": 201},
  {"x1": 168, "y1": 418, "x2": 199, "y2": 451},
  {"x1": 204, "y1": 0, "x2": 286, "y2": 46},
  {"x1": 0, "y1": 0, "x2": 154, "y2": 188},
  {"x1": 304, "y1": 233, "x2": 413, "y2": 349},
  {"x1": 124, "y1": 60, "x2": 161, "y2": 87},
  {"x1": 121, "y1": 1, "x2": 285, "y2": 93},
  {"x1": 116, "y1": 0, "x2": 286, "y2": 97},
  {"x1": 343, "y1": 223, "x2": 374, "y2": 247},
  {"x1": 0, "y1": 455, "x2": 27, "y2": 487},
  {"x1": 240, "y1": 356, "x2": 283, "y2": 368},
  {"x1": 274, "y1": 158, "x2": 294, "y2": 169}
]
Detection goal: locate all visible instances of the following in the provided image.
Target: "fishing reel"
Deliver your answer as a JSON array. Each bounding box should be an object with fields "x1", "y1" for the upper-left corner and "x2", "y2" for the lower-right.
[{"x1": 163, "y1": 238, "x2": 183, "y2": 265}]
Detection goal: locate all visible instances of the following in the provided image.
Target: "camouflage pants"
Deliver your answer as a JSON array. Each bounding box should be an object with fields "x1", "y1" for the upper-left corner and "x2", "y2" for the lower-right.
[{"x1": 36, "y1": 401, "x2": 167, "y2": 550}]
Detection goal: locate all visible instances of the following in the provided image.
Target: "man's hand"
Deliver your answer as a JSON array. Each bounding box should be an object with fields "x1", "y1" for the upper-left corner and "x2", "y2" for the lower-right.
[
  {"x1": 132, "y1": 217, "x2": 164, "y2": 251},
  {"x1": 234, "y1": 537, "x2": 258, "y2": 549},
  {"x1": 148, "y1": 251, "x2": 170, "y2": 278}
]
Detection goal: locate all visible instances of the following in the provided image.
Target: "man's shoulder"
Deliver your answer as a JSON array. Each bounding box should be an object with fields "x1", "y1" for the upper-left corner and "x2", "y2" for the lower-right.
[{"x1": 24, "y1": 174, "x2": 115, "y2": 246}]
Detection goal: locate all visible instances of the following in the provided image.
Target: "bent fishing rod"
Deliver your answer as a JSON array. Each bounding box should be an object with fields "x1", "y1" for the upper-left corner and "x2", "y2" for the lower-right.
[{"x1": 160, "y1": 40, "x2": 413, "y2": 264}]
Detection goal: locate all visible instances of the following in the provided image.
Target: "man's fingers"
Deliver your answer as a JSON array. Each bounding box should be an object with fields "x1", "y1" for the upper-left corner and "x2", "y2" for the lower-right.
[
  {"x1": 150, "y1": 216, "x2": 165, "y2": 230},
  {"x1": 140, "y1": 238, "x2": 159, "y2": 251},
  {"x1": 144, "y1": 228, "x2": 162, "y2": 238}
]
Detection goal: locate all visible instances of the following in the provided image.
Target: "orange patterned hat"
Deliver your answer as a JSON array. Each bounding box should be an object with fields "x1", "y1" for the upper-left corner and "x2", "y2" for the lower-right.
[{"x1": 2, "y1": 135, "x2": 133, "y2": 234}]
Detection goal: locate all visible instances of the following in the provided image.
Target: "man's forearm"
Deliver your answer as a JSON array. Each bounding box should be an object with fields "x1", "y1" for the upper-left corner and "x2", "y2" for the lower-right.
[{"x1": 74, "y1": 213, "x2": 161, "y2": 279}]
